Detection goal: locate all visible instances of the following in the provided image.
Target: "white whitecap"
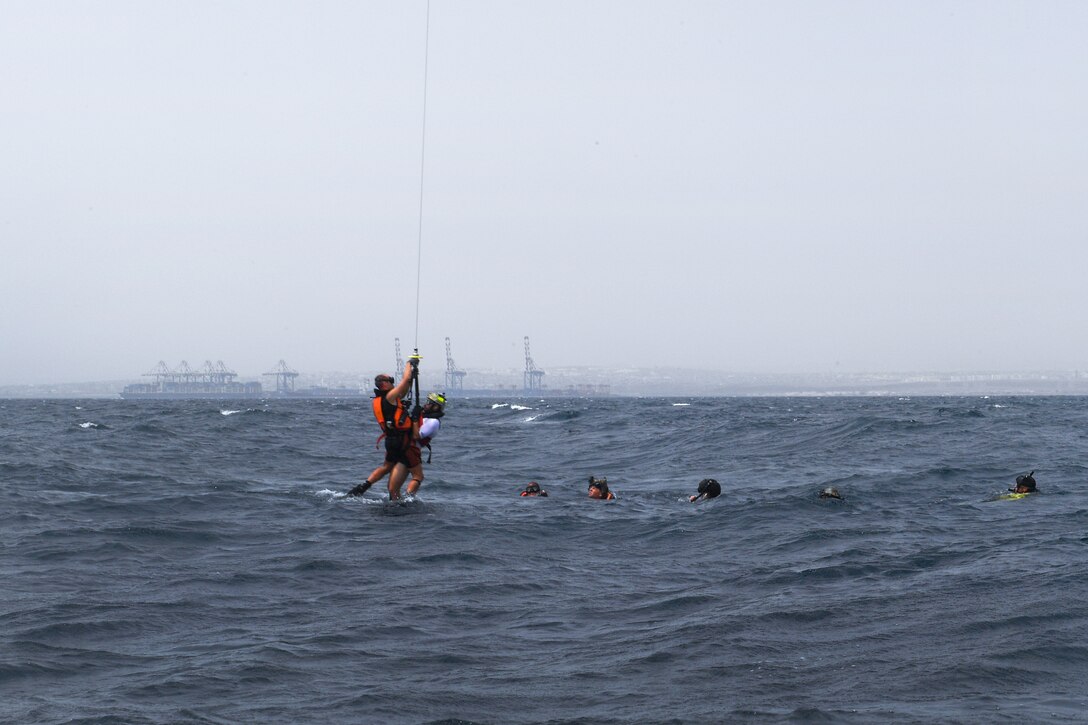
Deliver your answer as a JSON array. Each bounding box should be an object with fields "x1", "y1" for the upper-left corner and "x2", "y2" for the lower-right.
[
  {"x1": 511, "y1": 404, "x2": 531, "y2": 411},
  {"x1": 75, "y1": 406, "x2": 84, "y2": 410},
  {"x1": 524, "y1": 415, "x2": 541, "y2": 422},
  {"x1": 672, "y1": 403, "x2": 691, "y2": 407},
  {"x1": 491, "y1": 403, "x2": 509, "y2": 409},
  {"x1": 79, "y1": 422, "x2": 98, "y2": 429},
  {"x1": 319, "y1": 488, "x2": 385, "y2": 504},
  {"x1": 220, "y1": 409, "x2": 241, "y2": 416},
  {"x1": 319, "y1": 488, "x2": 360, "y2": 499},
  {"x1": 993, "y1": 404, "x2": 1006, "y2": 409}
]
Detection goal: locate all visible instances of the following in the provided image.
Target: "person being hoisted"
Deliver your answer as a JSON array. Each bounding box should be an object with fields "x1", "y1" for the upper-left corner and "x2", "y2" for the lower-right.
[
  {"x1": 385, "y1": 355, "x2": 426, "y2": 500},
  {"x1": 403, "y1": 392, "x2": 446, "y2": 497},
  {"x1": 346, "y1": 357, "x2": 421, "y2": 499}
]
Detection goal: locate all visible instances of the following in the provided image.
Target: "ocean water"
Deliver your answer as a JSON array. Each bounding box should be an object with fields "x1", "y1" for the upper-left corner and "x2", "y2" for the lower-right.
[{"x1": 2, "y1": 395, "x2": 1088, "y2": 724}]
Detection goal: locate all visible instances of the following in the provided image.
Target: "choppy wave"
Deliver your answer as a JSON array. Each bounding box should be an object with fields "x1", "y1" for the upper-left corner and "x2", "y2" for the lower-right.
[{"x1": 2, "y1": 396, "x2": 1087, "y2": 723}]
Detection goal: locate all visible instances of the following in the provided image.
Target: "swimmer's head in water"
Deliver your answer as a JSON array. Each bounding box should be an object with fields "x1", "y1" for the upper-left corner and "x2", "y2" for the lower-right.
[
  {"x1": 1012, "y1": 471, "x2": 1037, "y2": 493},
  {"x1": 819, "y1": 486, "x2": 842, "y2": 500},
  {"x1": 588, "y1": 476, "x2": 609, "y2": 498},
  {"x1": 524, "y1": 481, "x2": 541, "y2": 494},
  {"x1": 697, "y1": 478, "x2": 718, "y2": 495}
]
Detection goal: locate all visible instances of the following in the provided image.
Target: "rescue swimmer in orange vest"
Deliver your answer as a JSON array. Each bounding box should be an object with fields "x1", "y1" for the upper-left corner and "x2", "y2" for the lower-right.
[
  {"x1": 587, "y1": 475, "x2": 616, "y2": 500},
  {"x1": 345, "y1": 358, "x2": 421, "y2": 499},
  {"x1": 520, "y1": 481, "x2": 548, "y2": 497}
]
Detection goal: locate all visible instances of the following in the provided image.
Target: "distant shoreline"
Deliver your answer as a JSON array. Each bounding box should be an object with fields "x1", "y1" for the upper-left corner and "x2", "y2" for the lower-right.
[{"x1": 4, "y1": 375, "x2": 1088, "y2": 400}]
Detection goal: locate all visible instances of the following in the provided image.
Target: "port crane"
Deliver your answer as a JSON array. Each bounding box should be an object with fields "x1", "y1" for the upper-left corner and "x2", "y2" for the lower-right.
[
  {"x1": 523, "y1": 336, "x2": 545, "y2": 392},
  {"x1": 139, "y1": 360, "x2": 242, "y2": 389},
  {"x1": 201, "y1": 360, "x2": 237, "y2": 385},
  {"x1": 444, "y1": 337, "x2": 466, "y2": 391},
  {"x1": 143, "y1": 360, "x2": 173, "y2": 383},
  {"x1": 263, "y1": 360, "x2": 299, "y2": 393}
]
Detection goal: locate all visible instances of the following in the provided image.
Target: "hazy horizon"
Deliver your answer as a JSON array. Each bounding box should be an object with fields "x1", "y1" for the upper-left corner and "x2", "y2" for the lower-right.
[
  {"x1": 8, "y1": 357, "x2": 1088, "y2": 387},
  {"x1": 3, "y1": 1, "x2": 1086, "y2": 386}
]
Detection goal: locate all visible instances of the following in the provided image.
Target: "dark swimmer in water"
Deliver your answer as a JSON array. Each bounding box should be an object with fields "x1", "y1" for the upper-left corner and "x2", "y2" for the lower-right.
[
  {"x1": 587, "y1": 476, "x2": 616, "y2": 500},
  {"x1": 520, "y1": 481, "x2": 548, "y2": 497},
  {"x1": 689, "y1": 478, "x2": 721, "y2": 503},
  {"x1": 818, "y1": 486, "x2": 843, "y2": 500},
  {"x1": 1009, "y1": 471, "x2": 1038, "y2": 495}
]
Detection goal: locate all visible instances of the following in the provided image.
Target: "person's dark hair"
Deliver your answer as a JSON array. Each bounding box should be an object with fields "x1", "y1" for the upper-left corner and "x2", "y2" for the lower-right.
[
  {"x1": 697, "y1": 478, "x2": 717, "y2": 495},
  {"x1": 1015, "y1": 471, "x2": 1037, "y2": 491}
]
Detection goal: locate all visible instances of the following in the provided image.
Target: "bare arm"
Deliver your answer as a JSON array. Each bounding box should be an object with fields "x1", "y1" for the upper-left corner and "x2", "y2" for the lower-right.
[{"x1": 386, "y1": 360, "x2": 415, "y2": 403}]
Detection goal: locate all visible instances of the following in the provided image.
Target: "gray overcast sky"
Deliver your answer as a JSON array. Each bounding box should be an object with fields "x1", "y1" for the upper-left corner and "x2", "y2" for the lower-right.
[{"x1": 2, "y1": 1, "x2": 1086, "y2": 385}]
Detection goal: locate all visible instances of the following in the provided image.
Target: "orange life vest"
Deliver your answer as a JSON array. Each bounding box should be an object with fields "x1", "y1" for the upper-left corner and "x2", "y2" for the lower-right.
[{"x1": 372, "y1": 395, "x2": 414, "y2": 449}]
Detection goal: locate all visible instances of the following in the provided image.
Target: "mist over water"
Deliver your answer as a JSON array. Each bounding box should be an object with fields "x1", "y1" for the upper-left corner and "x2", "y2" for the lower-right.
[
  {"x1": 4, "y1": 3, "x2": 1088, "y2": 383},
  {"x1": 3, "y1": 396, "x2": 1088, "y2": 723}
]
